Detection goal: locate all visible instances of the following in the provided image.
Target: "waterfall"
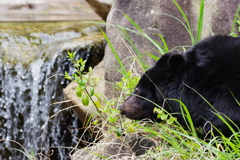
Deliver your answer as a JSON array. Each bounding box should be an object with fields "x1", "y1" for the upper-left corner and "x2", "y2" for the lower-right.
[{"x1": 0, "y1": 22, "x2": 104, "y2": 159}]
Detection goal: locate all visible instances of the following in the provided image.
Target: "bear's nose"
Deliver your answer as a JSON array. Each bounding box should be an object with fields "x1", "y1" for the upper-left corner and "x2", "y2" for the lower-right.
[{"x1": 118, "y1": 105, "x2": 122, "y2": 111}]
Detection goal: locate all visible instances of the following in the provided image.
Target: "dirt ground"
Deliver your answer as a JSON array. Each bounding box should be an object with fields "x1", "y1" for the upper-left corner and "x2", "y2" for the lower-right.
[{"x1": 0, "y1": 0, "x2": 101, "y2": 21}]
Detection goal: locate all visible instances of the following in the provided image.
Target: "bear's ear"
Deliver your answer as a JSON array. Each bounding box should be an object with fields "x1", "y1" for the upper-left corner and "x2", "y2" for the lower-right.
[
  {"x1": 155, "y1": 52, "x2": 186, "y2": 72},
  {"x1": 167, "y1": 53, "x2": 186, "y2": 72}
]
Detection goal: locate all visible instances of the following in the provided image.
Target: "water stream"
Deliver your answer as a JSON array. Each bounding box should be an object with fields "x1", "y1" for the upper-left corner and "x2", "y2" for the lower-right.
[{"x1": 0, "y1": 22, "x2": 104, "y2": 159}]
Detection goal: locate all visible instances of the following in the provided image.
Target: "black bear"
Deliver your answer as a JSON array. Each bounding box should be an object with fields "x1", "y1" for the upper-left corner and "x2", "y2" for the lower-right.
[{"x1": 119, "y1": 35, "x2": 240, "y2": 138}]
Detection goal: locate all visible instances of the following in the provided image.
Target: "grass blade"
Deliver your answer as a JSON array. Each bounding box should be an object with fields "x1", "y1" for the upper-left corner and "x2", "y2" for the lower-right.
[
  {"x1": 101, "y1": 29, "x2": 127, "y2": 76},
  {"x1": 196, "y1": 0, "x2": 205, "y2": 42},
  {"x1": 231, "y1": 6, "x2": 240, "y2": 34},
  {"x1": 122, "y1": 12, "x2": 165, "y2": 54},
  {"x1": 172, "y1": 0, "x2": 195, "y2": 45},
  {"x1": 154, "y1": 33, "x2": 169, "y2": 52},
  {"x1": 171, "y1": 99, "x2": 198, "y2": 138}
]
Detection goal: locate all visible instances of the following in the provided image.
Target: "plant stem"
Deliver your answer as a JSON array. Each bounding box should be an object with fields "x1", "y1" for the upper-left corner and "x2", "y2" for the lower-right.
[{"x1": 84, "y1": 88, "x2": 115, "y2": 126}]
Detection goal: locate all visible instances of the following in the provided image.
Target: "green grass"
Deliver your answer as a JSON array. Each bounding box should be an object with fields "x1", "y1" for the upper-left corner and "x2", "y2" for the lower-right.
[
  {"x1": 231, "y1": 6, "x2": 240, "y2": 35},
  {"x1": 196, "y1": 0, "x2": 205, "y2": 42}
]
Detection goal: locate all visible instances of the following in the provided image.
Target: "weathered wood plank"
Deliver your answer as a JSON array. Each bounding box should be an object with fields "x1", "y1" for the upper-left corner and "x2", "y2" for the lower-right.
[{"x1": 0, "y1": 0, "x2": 101, "y2": 21}]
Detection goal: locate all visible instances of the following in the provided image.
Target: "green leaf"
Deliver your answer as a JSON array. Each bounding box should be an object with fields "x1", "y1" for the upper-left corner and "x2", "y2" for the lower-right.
[
  {"x1": 82, "y1": 59, "x2": 87, "y2": 66},
  {"x1": 109, "y1": 116, "x2": 119, "y2": 123},
  {"x1": 64, "y1": 71, "x2": 72, "y2": 80},
  {"x1": 74, "y1": 63, "x2": 80, "y2": 68},
  {"x1": 73, "y1": 69, "x2": 78, "y2": 73},
  {"x1": 89, "y1": 86, "x2": 95, "y2": 96},
  {"x1": 76, "y1": 79, "x2": 81, "y2": 85},
  {"x1": 116, "y1": 128, "x2": 123, "y2": 137},
  {"x1": 78, "y1": 58, "x2": 83, "y2": 63},
  {"x1": 154, "y1": 107, "x2": 162, "y2": 114},
  {"x1": 80, "y1": 79, "x2": 86, "y2": 87},
  {"x1": 126, "y1": 124, "x2": 135, "y2": 133},
  {"x1": 89, "y1": 67, "x2": 93, "y2": 72},
  {"x1": 72, "y1": 51, "x2": 77, "y2": 58},
  {"x1": 92, "y1": 119, "x2": 99, "y2": 125},
  {"x1": 67, "y1": 52, "x2": 73, "y2": 59},
  {"x1": 167, "y1": 117, "x2": 177, "y2": 125},
  {"x1": 80, "y1": 65, "x2": 85, "y2": 72},
  {"x1": 76, "y1": 87, "x2": 82, "y2": 98},
  {"x1": 161, "y1": 114, "x2": 168, "y2": 121},
  {"x1": 93, "y1": 101, "x2": 101, "y2": 108},
  {"x1": 82, "y1": 94, "x2": 89, "y2": 106},
  {"x1": 157, "y1": 113, "x2": 161, "y2": 119}
]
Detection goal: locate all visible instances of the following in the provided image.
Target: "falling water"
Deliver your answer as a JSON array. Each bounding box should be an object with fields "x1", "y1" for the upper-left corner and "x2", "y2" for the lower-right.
[{"x1": 0, "y1": 22, "x2": 105, "y2": 159}]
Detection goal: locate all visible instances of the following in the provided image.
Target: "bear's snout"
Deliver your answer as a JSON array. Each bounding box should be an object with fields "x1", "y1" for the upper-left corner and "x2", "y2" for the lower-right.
[
  {"x1": 119, "y1": 94, "x2": 146, "y2": 120},
  {"x1": 119, "y1": 105, "x2": 127, "y2": 115},
  {"x1": 118, "y1": 105, "x2": 122, "y2": 111}
]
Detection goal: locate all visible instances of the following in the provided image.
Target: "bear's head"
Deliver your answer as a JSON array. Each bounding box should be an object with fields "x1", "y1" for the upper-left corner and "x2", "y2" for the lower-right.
[{"x1": 119, "y1": 52, "x2": 187, "y2": 121}]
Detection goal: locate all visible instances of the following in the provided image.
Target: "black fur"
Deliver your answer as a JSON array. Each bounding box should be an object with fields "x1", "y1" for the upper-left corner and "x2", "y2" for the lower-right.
[{"x1": 120, "y1": 35, "x2": 240, "y2": 138}]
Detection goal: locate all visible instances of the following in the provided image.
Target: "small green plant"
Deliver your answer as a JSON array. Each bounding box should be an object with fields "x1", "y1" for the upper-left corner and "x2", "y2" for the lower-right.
[
  {"x1": 115, "y1": 71, "x2": 140, "y2": 96},
  {"x1": 64, "y1": 51, "x2": 103, "y2": 118},
  {"x1": 64, "y1": 51, "x2": 128, "y2": 138},
  {"x1": 236, "y1": 20, "x2": 240, "y2": 33},
  {"x1": 231, "y1": 6, "x2": 240, "y2": 36},
  {"x1": 154, "y1": 107, "x2": 177, "y2": 125}
]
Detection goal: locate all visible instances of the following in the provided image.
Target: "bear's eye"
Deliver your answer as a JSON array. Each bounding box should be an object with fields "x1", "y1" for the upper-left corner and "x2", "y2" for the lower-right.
[
  {"x1": 133, "y1": 88, "x2": 140, "y2": 95},
  {"x1": 135, "y1": 88, "x2": 147, "y2": 96},
  {"x1": 133, "y1": 88, "x2": 146, "y2": 98}
]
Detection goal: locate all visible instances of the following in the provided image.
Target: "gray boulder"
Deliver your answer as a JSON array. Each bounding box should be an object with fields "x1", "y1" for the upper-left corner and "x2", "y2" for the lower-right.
[{"x1": 85, "y1": 0, "x2": 114, "y2": 21}]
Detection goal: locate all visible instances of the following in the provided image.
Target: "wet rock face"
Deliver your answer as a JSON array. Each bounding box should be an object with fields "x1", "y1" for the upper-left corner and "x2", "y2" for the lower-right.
[{"x1": 104, "y1": 0, "x2": 240, "y2": 98}]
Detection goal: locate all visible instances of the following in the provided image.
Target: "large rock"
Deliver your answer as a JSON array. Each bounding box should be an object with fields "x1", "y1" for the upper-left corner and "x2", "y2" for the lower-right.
[
  {"x1": 85, "y1": 0, "x2": 114, "y2": 21},
  {"x1": 72, "y1": 134, "x2": 156, "y2": 159},
  {"x1": 104, "y1": 0, "x2": 240, "y2": 98}
]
